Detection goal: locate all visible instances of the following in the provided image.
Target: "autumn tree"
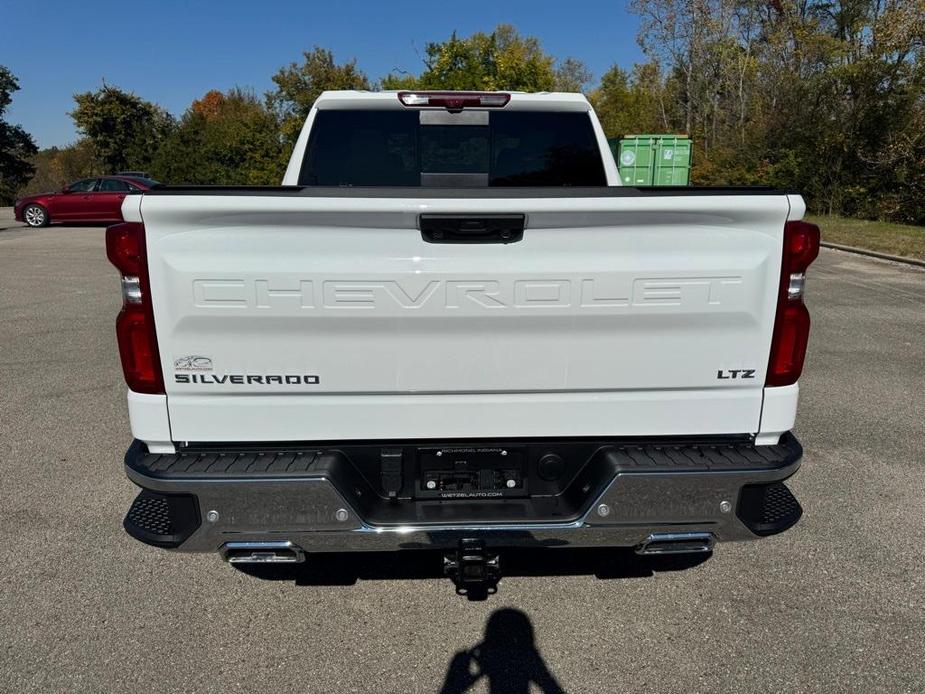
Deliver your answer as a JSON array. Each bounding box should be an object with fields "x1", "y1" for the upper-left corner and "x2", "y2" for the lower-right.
[
  {"x1": 625, "y1": 0, "x2": 925, "y2": 219},
  {"x1": 267, "y1": 47, "x2": 369, "y2": 144},
  {"x1": 554, "y1": 57, "x2": 593, "y2": 92},
  {"x1": 151, "y1": 88, "x2": 283, "y2": 185},
  {"x1": 755, "y1": 0, "x2": 925, "y2": 220},
  {"x1": 18, "y1": 140, "x2": 99, "y2": 196},
  {"x1": 0, "y1": 66, "x2": 37, "y2": 204}
]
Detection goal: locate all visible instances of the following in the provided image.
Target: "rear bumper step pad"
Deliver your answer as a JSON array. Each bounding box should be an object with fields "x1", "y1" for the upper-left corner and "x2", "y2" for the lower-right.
[{"x1": 130, "y1": 437, "x2": 798, "y2": 479}]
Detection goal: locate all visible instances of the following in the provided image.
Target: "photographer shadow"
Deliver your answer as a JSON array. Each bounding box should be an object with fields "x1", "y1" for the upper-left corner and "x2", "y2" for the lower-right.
[
  {"x1": 234, "y1": 550, "x2": 709, "y2": 691},
  {"x1": 440, "y1": 608, "x2": 563, "y2": 694}
]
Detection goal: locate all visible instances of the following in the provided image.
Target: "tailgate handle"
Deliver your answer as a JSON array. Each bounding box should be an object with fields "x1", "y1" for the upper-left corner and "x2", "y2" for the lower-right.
[{"x1": 419, "y1": 214, "x2": 525, "y2": 244}]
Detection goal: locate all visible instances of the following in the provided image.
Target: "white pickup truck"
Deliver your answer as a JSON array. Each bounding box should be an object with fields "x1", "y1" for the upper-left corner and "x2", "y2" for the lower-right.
[{"x1": 109, "y1": 90, "x2": 818, "y2": 594}]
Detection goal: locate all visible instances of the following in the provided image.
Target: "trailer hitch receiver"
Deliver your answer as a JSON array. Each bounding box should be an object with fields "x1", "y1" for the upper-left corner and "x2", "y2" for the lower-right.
[{"x1": 444, "y1": 538, "x2": 501, "y2": 597}]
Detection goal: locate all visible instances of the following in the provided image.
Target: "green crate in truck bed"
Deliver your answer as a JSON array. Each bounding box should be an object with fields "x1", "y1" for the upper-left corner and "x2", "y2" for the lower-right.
[{"x1": 609, "y1": 135, "x2": 692, "y2": 186}]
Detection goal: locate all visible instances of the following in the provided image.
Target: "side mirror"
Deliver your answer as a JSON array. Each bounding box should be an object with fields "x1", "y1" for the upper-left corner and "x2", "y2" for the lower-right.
[{"x1": 60, "y1": 187, "x2": 73, "y2": 193}]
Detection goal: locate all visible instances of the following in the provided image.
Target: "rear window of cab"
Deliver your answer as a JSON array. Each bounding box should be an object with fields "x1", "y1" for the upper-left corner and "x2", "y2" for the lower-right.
[{"x1": 299, "y1": 110, "x2": 606, "y2": 187}]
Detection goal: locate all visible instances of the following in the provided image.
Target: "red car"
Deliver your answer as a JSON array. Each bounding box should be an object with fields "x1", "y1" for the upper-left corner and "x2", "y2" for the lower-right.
[{"x1": 14, "y1": 175, "x2": 159, "y2": 228}]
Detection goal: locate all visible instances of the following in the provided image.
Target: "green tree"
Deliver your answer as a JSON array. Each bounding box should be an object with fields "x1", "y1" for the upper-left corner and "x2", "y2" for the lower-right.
[
  {"x1": 0, "y1": 66, "x2": 37, "y2": 204},
  {"x1": 267, "y1": 47, "x2": 369, "y2": 145},
  {"x1": 70, "y1": 84, "x2": 174, "y2": 173},
  {"x1": 379, "y1": 72, "x2": 420, "y2": 90},
  {"x1": 382, "y1": 25, "x2": 558, "y2": 92},
  {"x1": 151, "y1": 88, "x2": 283, "y2": 185},
  {"x1": 589, "y1": 63, "x2": 670, "y2": 137}
]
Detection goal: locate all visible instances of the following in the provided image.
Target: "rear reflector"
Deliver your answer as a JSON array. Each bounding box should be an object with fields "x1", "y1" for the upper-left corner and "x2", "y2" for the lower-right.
[
  {"x1": 116, "y1": 305, "x2": 162, "y2": 393},
  {"x1": 106, "y1": 222, "x2": 164, "y2": 394},
  {"x1": 767, "y1": 302, "x2": 811, "y2": 386},
  {"x1": 766, "y1": 220, "x2": 820, "y2": 387},
  {"x1": 398, "y1": 91, "x2": 510, "y2": 109}
]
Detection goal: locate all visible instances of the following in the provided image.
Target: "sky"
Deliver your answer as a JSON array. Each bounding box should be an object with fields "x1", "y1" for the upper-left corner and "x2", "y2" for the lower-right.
[{"x1": 0, "y1": 0, "x2": 643, "y2": 149}]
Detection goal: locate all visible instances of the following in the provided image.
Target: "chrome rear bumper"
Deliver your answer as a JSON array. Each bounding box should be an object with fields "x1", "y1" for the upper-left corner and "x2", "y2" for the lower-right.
[{"x1": 123, "y1": 433, "x2": 803, "y2": 554}]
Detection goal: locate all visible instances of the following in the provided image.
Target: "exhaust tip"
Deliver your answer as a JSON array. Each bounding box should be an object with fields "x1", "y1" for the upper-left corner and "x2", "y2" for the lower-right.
[
  {"x1": 635, "y1": 532, "x2": 715, "y2": 556},
  {"x1": 221, "y1": 541, "x2": 305, "y2": 564}
]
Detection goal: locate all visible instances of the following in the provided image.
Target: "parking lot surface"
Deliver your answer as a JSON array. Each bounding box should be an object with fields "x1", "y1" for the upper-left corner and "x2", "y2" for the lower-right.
[{"x1": 1, "y1": 211, "x2": 923, "y2": 693}]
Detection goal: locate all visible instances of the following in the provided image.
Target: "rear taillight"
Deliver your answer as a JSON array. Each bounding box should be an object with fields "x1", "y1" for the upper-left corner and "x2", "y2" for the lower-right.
[
  {"x1": 398, "y1": 91, "x2": 510, "y2": 109},
  {"x1": 106, "y1": 222, "x2": 164, "y2": 394},
  {"x1": 766, "y1": 220, "x2": 820, "y2": 387}
]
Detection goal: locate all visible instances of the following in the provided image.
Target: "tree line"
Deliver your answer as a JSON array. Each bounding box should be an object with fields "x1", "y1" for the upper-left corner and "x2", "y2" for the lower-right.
[{"x1": 2, "y1": 1, "x2": 923, "y2": 223}]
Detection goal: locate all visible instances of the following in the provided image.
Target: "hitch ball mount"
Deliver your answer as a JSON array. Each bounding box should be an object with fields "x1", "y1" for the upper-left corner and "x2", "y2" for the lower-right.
[{"x1": 443, "y1": 538, "x2": 501, "y2": 597}]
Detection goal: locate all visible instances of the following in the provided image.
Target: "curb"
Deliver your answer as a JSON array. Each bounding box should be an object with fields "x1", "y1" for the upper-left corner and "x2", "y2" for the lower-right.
[{"x1": 821, "y1": 242, "x2": 925, "y2": 269}]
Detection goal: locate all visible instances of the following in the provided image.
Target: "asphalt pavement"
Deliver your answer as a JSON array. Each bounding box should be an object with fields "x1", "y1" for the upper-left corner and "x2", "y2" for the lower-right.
[{"x1": 1, "y1": 209, "x2": 923, "y2": 693}]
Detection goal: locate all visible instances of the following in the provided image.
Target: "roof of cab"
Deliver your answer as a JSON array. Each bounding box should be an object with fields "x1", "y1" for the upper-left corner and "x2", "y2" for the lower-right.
[{"x1": 313, "y1": 90, "x2": 592, "y2": 112}]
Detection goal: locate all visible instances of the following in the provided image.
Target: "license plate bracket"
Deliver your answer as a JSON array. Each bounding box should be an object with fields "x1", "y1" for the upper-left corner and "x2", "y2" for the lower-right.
[{"x1": 416, "y1": 446, "x2": 527, "y2": 500}]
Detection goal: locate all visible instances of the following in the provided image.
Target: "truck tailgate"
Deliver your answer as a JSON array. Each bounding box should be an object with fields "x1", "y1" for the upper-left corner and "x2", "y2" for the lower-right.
[{"x1": 138, "y1": 189, "x2": 793, "y2": 442}]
